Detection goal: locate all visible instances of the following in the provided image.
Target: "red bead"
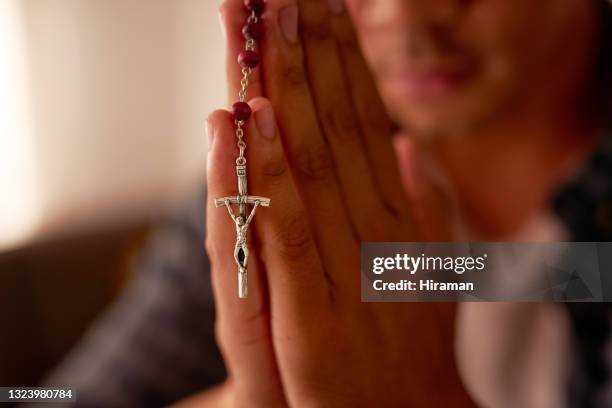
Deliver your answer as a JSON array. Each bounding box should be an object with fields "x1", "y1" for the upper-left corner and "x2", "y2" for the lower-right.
[
  {"x1": 242, "y1": 21, "x2": 263, "y2": 40},
  {"x1": 232, "y1": 102, "x2": 252, "y2": 122},
  {"x1": 244, "y1": 0, "x2": 265, "y2": 14},
  {"x1": 238, "y1": 50, "x2": 260, "y2": 69}
]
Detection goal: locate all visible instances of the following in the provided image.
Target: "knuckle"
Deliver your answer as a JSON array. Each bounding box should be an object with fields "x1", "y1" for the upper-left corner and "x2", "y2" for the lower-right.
[
  {"x1": 206, "y1": 109, "x2": 228, "y2": 126},
  {"x1": 302, "y1": 17, "x2": 333, "y2": 42},
  {"x1": 322, "y1": 102, "x2": 359, "y2": 141},
  {"x1": 214, "y1": 321, "x2": 226, "y2": 350},
  {"x1": 215, "y1": 312, "x2": 268, "y2": 349},
  {"x1": 261, "y1": 154, "x2": 288, "y2": 183},
  {"x1": 293, "y1": 144, "x2": 334, "y2": 181},
  {"x1": 204, "y1": 237, "x2": 217, "y2": 259},
  {"x1": 275, "y1": 213, "x2": 313, "y2": 260},
  {"x1": 281, "y1": 64, "x2": 308, "y2": 87}
]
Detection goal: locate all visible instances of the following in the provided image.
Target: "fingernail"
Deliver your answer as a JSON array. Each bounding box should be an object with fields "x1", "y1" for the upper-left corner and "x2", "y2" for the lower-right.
[
  {"x1": 279, "y1": 5, "x2": 298, "y2": 44},
  {"x1": 206, "y1": 117, "x2": 215, "y2": 151},
  {"x1": 255, "y1": 105, "x2": 276, "y2": 140},
  {"x1": 327, "y1": 0, "x2": 345, "y2": 15}
]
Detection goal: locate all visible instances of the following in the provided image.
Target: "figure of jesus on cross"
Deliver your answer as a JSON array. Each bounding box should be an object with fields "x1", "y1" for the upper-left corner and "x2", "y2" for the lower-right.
[{"x1": 214, "y1": 164, "x2": 270, "y2": 298}]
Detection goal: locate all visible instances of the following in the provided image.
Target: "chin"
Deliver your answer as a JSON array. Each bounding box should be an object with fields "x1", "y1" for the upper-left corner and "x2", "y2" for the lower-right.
[
  {"x1": 379, "y1": 70, "x2": 518, "y2": 138},
  {"x1": 388, "y1": 104, "x2": 480, "y2": 138},
  {"x1": 384, "y1": 90, "x2": 511, "y2": 138}
]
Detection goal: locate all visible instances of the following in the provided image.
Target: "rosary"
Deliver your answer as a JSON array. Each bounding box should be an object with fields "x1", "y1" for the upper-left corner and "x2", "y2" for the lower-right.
[{"x1": 214, "y1": 0, "x2": 270, "y2": 299}]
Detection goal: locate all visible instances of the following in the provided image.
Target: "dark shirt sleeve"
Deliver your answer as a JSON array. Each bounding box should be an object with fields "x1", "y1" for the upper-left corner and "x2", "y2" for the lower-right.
[{"x1": 40, "y1": 191, "x2": 226, "y2": 408}]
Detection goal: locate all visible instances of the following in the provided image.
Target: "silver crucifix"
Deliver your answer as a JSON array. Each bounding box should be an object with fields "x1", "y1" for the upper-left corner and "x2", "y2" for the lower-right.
[
  {"x1": 215, "y1": 18, "x2": 268, "y2": 299},
  {"x1": 215, "y1": 163, "x2": 270, "y2": 298}
]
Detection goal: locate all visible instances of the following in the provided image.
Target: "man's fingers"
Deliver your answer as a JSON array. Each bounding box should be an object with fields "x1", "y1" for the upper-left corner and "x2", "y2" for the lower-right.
[
  {"x1": 296, "y1": 0, "x2": 400, "y2": 243},
  {"x1": 330, "y1": 4, "x2": 411, "y2": 221},
  {"x1": 219, "y1": 0, "x2": 263, "y2": 105},
  {"x1": 244, "y1": 98, "x2": 338, "y2": 404},
  {"x1": 260, "y1": 0, "x2": 358, "y2": 292},
  {"x1": 205, "y1": 109, "x2": 284, "y2": 405},
  {"x1": 245, "y1": 97, "x2": 331, "y2": 321}
]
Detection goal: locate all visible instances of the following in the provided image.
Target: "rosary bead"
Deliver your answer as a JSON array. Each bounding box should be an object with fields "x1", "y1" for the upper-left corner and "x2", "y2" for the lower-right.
[
  {"x1": 242, "y1": 21, "x2": 263, "y2": 40},
  {"x1": 238, "y1": 50, "x2": 260, "y2": 69},
  {"x1": 232, "y1": 102, "x2": 252, "y2": 122},
  {"x1": 244, "y1": 0, "x2": 265, "y2": 14}
]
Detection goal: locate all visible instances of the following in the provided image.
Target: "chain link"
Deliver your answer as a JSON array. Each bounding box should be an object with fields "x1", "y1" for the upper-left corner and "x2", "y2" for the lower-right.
[
  {"x1": 238, "y1": 67, "x2": 250, "y2": 102},
  {"x1": 235, "y1": 123, "x2": 246, "y2": 165},
  {"x1": 247, "y1": 9, "x2": 258, "y2": 24}
]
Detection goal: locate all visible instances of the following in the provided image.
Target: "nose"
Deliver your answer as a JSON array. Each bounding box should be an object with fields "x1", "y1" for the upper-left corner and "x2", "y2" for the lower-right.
[{"x1": 356, "y1": 0, "x2": 465, "y2": 29}]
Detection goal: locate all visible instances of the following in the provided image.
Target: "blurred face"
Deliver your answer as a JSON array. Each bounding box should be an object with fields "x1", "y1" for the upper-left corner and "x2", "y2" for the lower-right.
[{"x1": 346, "y1": 0, "x2": 598, "y2": 136}]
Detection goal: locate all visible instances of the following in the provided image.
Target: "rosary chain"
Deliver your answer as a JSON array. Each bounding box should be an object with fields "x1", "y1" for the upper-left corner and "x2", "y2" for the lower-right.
[
  {"x1": 235, "y1": 9, "x2": 258, "y2": 167},
  {"x1": 238, "y1": 68, "x2": 251, "y2": 103}
]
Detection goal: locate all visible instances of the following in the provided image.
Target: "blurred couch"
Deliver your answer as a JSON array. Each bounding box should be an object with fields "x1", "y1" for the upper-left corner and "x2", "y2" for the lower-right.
[{"x1": 0, "y1": 223, "x2": 150, "y2": 386}]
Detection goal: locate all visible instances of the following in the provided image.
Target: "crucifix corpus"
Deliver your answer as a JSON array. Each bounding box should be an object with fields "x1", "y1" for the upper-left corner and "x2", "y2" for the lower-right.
[{"x1": 214, "y1": 164, "x2": 270, "y2": 299}]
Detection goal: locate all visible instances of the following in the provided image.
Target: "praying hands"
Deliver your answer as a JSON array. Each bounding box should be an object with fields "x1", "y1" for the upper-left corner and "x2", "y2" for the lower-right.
[{"x1": 195, "y1": 0, "x2": 473, "y2": 406}]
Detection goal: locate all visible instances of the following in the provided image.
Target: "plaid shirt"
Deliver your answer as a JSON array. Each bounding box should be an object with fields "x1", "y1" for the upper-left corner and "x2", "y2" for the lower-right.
[{"x1": 41, "y1": 133, "x2": 612, "y2": 407}]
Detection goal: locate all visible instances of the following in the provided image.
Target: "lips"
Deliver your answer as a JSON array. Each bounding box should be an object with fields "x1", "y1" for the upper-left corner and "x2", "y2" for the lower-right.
[{"x1": 384, "y1": 61, "x2": 477, "y2": 100}]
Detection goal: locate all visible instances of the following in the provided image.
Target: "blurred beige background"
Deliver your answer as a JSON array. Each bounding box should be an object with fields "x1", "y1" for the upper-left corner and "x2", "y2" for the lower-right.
[
  {"x1": 0, "y1": 0, "x2": 228, "y2": 386},
  {"x1": 0, "y1": 0, "x2": 225, "y2": 251}
]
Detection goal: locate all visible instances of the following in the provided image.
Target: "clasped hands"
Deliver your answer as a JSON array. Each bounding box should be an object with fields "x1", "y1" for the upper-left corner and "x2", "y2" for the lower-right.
[{"x1": 198, "y1": 0, "x2": 473, "y2": 406}]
